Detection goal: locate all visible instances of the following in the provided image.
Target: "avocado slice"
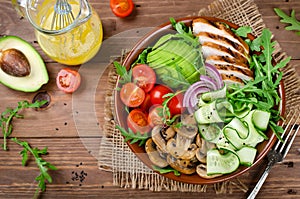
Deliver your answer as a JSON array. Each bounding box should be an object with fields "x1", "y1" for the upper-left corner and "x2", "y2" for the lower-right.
[{"x1": 0, "y1": 35, "x2": 49, "y2": 92}]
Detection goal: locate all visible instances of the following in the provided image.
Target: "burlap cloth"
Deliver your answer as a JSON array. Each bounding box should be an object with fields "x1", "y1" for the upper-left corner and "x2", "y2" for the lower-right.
[{"x1": 98, "y1": 0, "x2": 300, "y2": 194}]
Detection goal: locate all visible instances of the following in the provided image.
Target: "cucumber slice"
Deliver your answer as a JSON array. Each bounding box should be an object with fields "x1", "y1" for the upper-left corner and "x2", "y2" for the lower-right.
[
  {"x1": 214, "y1": 132, "x2": 236, "y2": 150},
  {"x1": 207, "y1": 149, "x2": 240, "y2": 175},
  {"x1": 226, "y1": 117, "x2": 249, "y2": 139},
  {"x1": 252, "y1": 109, "x2": 270, "y2": 131},
  {"x1": 198, "y1": 123, "x2": 221, "y2": 141},
  {"x1": 236, "y1": 146, "x2": 257, "y2": 166},
  {"x1": 201, "y1": 85, "x2": 227, "y2": 102},
  {"x1": 224, "y1": 112, "x2": 265, "y2": 149},
  {"x1": 194, "y1": 100, "x2": 223, "y2": 124}
]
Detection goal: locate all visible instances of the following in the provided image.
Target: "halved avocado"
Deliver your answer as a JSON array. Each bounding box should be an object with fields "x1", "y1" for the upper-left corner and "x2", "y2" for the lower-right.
[{"x1": 0, "y1": 35, "x2": 49, "y2": 92}]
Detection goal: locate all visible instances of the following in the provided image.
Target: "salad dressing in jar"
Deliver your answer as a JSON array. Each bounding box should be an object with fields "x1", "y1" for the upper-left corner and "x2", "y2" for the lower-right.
[{"x1": 24, "y1": 0, "x2": 103, "y2": 65}]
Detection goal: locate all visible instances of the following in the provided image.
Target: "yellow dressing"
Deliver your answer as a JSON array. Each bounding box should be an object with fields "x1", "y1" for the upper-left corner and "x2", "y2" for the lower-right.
[{"x1": 35, "y1": 0, "x2": 103, "y2": 65}]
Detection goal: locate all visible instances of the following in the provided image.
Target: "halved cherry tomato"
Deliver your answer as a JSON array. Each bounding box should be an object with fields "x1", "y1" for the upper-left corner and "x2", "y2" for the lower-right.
[
  {"x1": 132, "y1": 64, "x2": 156, "y2": 93},
  {"x1": 56, "y1": 68, "x2": 81, "y2": 93},
  {"x1": 148, "y1": 105, "x2": 165, "y2": 127},
  {"x1": 149, "y1": 84, "x2": 173, "y2": 105},
  {"x1": 120, "y1": 82, "x2": 145, "y2": 107},
  {"x1": 127, "y1": 109, "x2": 151, "y2": 134},
  {"x1": 110, "y1": 0, "x2": 134, "y2": 18},
  {"x1": 168, "y1": 92, "x2": 185, "y2": 116},
  {"x1": 139, "y1": 93, "x2": 152, "y2": 112}
]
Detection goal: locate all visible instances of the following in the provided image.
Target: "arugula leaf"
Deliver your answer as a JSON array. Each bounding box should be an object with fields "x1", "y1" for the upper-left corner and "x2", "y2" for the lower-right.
[
  {"x1": 250, "y1": 36, "x2": 262, "y2": 52},
  {"x1": 11, "y1": 137, "x2": 57, "y2": 197},
  {"x1": 274, "y1": 8, "x2": 300, "y2": 35},
  {"x1": 260, "y1": 29, "x2": 276, "y2": 82},
  {"x1": 133, "y1": 47, "x2": 152, "y2": 65},
  {"x1": 0, "y1": 100, "x2": 47, "y2": 151},
  {"x1": 170, "y1": 17, "x2": 193, "y2": 37},
  {"x1": 113, "y1": 61, "x2": 132, "y2": 84},
  {"x1": 116, "y1": 125, "x2": 150, "y2": 146},
  {"x1": 232, "y1": 26, "x2": 252, "y2": 37},
  {"x1": 152, "y1": 165, "x2": 181, "y2": 176}
]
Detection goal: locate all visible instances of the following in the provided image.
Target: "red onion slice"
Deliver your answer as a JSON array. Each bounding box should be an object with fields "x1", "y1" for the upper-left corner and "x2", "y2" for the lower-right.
[
  {"x1": 183, "y1": 78, "x2": 217, "y2": 114},
  {"x1": 205, "y1": 63, "x2": 224, "y2": 89}
]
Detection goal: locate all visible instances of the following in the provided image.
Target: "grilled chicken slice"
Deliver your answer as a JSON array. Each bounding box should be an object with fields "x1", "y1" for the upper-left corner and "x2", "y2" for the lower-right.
[
  {"x1": 197, "y1": 32, "x2": 249, "y2": 61},
  {"x1": 202, "y1": 42, "x2": 248, "y2": 63},
  {"x1": 205, "y1": 55, "x2": 253, "y2": 77},
  {"x1": 214, "y1": 22, "x2": 249, "y2": 54},
  {"x1": 214, "y1": 64, "x2": 253, "y2": 81},
  {"x1": 192, "y1": 18, "x2": 249, "y2": 55},
  {"x1": 221, "y1": 73, "x2": 245, "y2": 85}
]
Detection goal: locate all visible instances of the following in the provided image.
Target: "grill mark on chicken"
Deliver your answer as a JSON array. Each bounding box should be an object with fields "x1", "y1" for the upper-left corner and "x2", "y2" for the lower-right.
[
  {"x1": 207, "y1": 55, "x2": 249, "y2": 68},
  {"x1": 220, "y1": 73, "x2": 244, "y2": 85},
  {"x1": 214, "y1": 64, "x2": 253, "y2": 81},
  {"x1": 192, "y1": 18, "x2": 249, "y2": 54},
  {"x1": 214, "y1": 22, "x2": 249, "y2": 54},
  {"x1": 197, "y1": 32, "x2": 247, "y2": 56},
  {"x1": 202, "y1": 42, "x2": 248, "y2": 63}
]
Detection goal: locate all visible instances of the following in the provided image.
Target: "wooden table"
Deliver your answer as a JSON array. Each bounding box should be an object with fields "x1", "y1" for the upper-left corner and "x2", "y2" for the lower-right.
[{"x1": 0, "y1": 0, "x2": 300, "y2": 198}]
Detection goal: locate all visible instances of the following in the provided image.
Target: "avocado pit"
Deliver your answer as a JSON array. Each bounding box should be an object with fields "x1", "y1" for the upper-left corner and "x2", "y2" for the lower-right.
[{"x1": 0, "y1": 48, "x2": 31, "y2": 77}]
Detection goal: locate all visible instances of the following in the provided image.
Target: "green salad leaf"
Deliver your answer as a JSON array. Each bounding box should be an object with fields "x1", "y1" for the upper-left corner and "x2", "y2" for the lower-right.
[
  {"x1": 12, "y1": 138, "x2": 57, "y2": 197},
  {"x1": 0, "y1": 100, "x2": 47, "y2": 150},
  {"x1": 152, "y1": 165, "x2": 181, "y2": 176},
  {"x1": 116, "y1": 125, "x2": 149, "y2": 146},
  {"x1": 227, "y1": 28, "x2": 290, "y2": 140},
  {"x1": 274, "y1": 8, "x2": 300, "y2": 35}
]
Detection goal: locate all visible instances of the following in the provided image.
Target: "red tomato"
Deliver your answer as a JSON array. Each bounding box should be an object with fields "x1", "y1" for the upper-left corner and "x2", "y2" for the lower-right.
[
  {"x1": 56, "y1": 68, "x2": 81, "y2": 93},
  {"x1": 149, "y1": 84, "x2": 173, "y2": 105},
  {"x1": 168, "y1": 92, "x2": 185, "y2": 116},
  {"x1": 139, "y1": 93, "x2": 152, "y2": 112},
  {"x1": 120, "y1": 82, "x2": 145, "y2": 107},
  {"x1": 127, "y1": 109, "x2": 151, "y2": 134},
  {"x1": 132, "y1": 64, "x2": 156, "y2": 93},
  {"x1": 148, "y1": 105, "x2": 166, "y2": 127},
  {"x1": 110, "y1": 0, "x2": 134, "y2": 18}
]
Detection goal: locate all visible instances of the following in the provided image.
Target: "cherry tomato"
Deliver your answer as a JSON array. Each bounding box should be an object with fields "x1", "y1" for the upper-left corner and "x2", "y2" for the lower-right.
[
  {"x1": 110, "y1": 0, "x2": 134, "y2": 18},
  {"x1": 127, "y1": 109, "x2": 151, "y2": 134},
  {"x1": 120, "y1": 82, "x2": 145, "y2": 107},
  {"x1": 56, "y1": 68, "x2": 81, "y2": 93},
  {"x1": 132, "y1": 64, "x2": 156, "y2": 93},
  {"x1": 168, "y1": 92, "x2": 185, "y2": 116},
  {"x1": 139, "y1": 93, "x2": 152, "y2": 112},
  {"x1": 148, "y1": 105, "x2": 166, "y2": 127},
  {"x1": 149, "y1": 84, "x2": 173, "y2": 105}
]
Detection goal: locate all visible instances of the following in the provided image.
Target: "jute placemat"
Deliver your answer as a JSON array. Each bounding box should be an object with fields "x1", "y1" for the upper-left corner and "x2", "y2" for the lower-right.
[{"x1": 98, "y1": 0, "x2": 300, "y2": 193}]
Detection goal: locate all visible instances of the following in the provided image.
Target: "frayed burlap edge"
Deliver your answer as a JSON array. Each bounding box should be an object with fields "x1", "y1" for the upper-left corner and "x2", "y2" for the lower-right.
[{"x1": 98, "y1": 0, "x2": 300, "y2": 193}]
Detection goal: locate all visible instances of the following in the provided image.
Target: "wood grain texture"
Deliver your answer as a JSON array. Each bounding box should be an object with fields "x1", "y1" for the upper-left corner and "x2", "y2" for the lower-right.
[{"x1": 0, "y1": 0, "x2": 300, "y2": 198}]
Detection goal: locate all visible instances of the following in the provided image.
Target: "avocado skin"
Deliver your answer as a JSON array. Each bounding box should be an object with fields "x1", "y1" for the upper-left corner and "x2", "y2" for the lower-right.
[{"x1": 0, "y1": 35, "x2": 49, "y2": 92}]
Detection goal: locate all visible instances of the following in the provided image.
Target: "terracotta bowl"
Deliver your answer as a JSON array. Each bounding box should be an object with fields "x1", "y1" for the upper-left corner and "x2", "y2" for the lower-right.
[{"x1": 114, "y1": 17, "x2": 285, "y2": 184}]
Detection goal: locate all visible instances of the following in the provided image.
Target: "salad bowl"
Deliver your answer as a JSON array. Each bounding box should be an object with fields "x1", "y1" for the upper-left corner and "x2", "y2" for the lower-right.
[{"x1": 113, "y1": 16, "x2": 285, "y2": 184}]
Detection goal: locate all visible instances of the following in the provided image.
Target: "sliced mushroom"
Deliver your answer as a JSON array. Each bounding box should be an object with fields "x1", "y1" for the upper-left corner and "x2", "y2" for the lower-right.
[
  {"x1": 167, "y1": 154, "x2": 196, "y2": 175},
  {"x1": 173, "y1": 114, "x2": 198, "y2": 151},
  {"x1": 196, "y1": 164, "x2": 222, "y2": 179},
  {"x1": 162, "y1": 126, "x2": 176, "y2": 141},
  {"x1": 151, "y1": 125, "x2": 168, "y2": 153},
  {"x1": 145, "y1": 138, "x2": 169, "y2": 168},
  {"x1": 166, "y1": 138, "x2": 197, "y2": 159},
  {"x1": 195, "y1": 135, "x2": 216, "y2": 163}
]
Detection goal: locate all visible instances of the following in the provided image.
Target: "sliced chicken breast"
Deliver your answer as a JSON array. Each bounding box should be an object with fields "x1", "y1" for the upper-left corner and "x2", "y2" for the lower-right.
[
  {"x1": 197, "y1": 32, "x2": 249, "y2": 61},
  {"x1": 214, "y1": 64, "x2": 253, "y2": 81},
  {"x1": 220, "y1": 73, "x2": 244, "y2": 85},
  {"x1": 202, "y1": 42, "x2": 248, "y2": 63},
  {"x1": 206, "y1": 55, "x2": 253, "y2": 75},
  {"x1": 214, "y1": 22, "x2": 249, "y2": 54},
  {"x1": 192, "y1": 18, "x2": 249, "y2": 55}
]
